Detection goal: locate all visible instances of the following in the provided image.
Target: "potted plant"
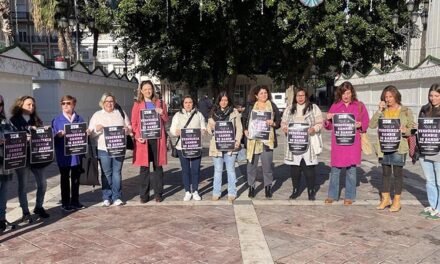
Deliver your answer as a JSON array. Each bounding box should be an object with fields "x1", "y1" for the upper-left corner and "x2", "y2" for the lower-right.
[{"x1": 54, "y1": 56, "x2": 67, "y2": 69}]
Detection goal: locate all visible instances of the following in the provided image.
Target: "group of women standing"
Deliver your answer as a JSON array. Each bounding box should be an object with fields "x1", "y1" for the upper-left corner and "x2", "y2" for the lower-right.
[{"x1": 2, "y1": 80, "x2": 440, "y2": 231}]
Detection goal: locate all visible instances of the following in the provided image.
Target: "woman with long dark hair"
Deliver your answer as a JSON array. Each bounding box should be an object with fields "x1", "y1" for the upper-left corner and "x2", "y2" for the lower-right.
[
  {"x1": 418, "y1": 83, "x2": 440, "y2": 219},
  {"x1": 324, "y1": 82, "x2": 369, "y2": 205},
  {"x1": 370, "y1": 85, "x2": 413, "y2": 212},
  {"x1": 207, "y1": 91, "x2": 243, "y2": 201},
  {"x1": 10, "y1": 96, "x2": 49, "y2": 221},
  {"x1": 281, "y1": 88, "x2": 323, "y2": 200},
  {"x1": 131, "y1": 80, "x2": 169, "y2": 203},
  {"x1": 242, "y1": 85, "x2": 281, "y2": 198}
]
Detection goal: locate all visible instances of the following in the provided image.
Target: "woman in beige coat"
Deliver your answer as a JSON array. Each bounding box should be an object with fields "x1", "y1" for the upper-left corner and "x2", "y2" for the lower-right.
[{"x1": 207, "y1": 92, "x2": 243, "y2": 201}]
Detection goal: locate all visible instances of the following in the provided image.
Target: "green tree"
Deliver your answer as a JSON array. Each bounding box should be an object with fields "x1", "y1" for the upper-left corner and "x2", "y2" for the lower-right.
[{"x1": 116, "y1": 0, "x2": 408, "y2": 94}]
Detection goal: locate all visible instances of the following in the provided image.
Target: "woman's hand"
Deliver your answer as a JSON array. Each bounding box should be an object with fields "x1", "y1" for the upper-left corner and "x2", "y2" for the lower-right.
[
  {"x1": 266, "y1": 120, "x2": 274, "y2": 127},
  {"x1": 56, "y1": 130, "x2": 65, "y2": 137},
  {"x1": 400, "y1": 125, "x2": 408, "y2": 134},
  {"x1": 0, "y1": 139, "x2": 5, "y2": 144},
  {"x1": 235, "y1": 141, "x2": 240, "y2": 149},
  {"x1": 175, "y1": 129, "x2": 181, "y2": 136},
  {"x1": 378, "y1": 101, "x2": 386, "y2": 112},
  {"x1": 282, "y1": 126, "x2": 288, "y2": 134},
  {"x1": 308, "y1": 127, "x2": 316, "y2": 135},
  {"x1": 355, "y1": 121, "x2": 362, "y2": 129},
  {"x1": 156, "y1": 108, "x2": 163, "y2": 115},
  {"x1": 95, "y1": 124, "x2": 104, "y2": 132},
  {"x1": 137, "y1": 138, "x2": 146, "y2": 144},
  {"x1": 244, "y1": 130, "x2": 249, "y2": 138},
  {"x1": 326, "y1": 113, "x2": 334, "y2": 120}
]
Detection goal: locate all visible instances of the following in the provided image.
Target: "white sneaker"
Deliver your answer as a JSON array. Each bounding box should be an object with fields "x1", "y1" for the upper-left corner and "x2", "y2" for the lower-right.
[
  {"x1": 183, "y1": 191, "x2": 192, "y2": 201},
  {"x1": 192, "y1": 191, "x2": 202, "y2": 201},
  {"x1": 114, "y1": 199, "x2": 124, "y2": 206},
  {"x1": 102, "y1": 200, "x2": 111, "y2": 207}
]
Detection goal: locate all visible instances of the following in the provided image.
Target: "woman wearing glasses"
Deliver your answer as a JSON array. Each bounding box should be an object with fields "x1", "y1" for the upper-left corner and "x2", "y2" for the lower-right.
[
  {"x1": 89, "y1": 93, "x2": 131, "y2": 207},
  {"x1": 52, "y1": 95, "x2": 86, "y2": 211}
]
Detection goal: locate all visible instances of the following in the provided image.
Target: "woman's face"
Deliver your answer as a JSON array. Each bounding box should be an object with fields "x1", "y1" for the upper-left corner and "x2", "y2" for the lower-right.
[
  {"x1": 296, "y1": 91, "x2": 306, "y2": 105},
  {"x1": 183, "y1": 98, "x2": 193, "y2": 112},
  {"x1": 256, "y1": 89, "x2": 269, "y2": 103},
  {"x1": 341, "y1": 89, "x2": 352, "y2": 104},
  {"x1": 61, "y1": 100, "x2": 75, "y2": 115},
  {"x1": 22, "y1": 98, "x2": 35, "y2": 114},
  {"x1": 103, "y1": 96, "x2": 115, "y2": 112},
  {"x1": 219, "y1": 96, "x2": 228, "y2": 109},
  {"x1": 141, "y1": 83, "x2": 154, "y2": 100},
  {"x1": 429, "y1": 91, "x2": 440, "y2": 107},
  {"x1": 384, "y1": 91, "x2": 397, "y2": 107}
]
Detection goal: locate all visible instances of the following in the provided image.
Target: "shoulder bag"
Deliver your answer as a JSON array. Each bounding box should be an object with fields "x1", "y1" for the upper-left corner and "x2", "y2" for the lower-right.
[{"x1": 171, "y1": 111, "x2": 197, "y2": 158}]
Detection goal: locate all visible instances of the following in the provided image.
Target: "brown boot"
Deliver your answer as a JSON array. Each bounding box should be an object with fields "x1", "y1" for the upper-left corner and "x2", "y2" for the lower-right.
[
  {"x1": 389, "y1": 194, "x2": 401, "y2": 212},
  {"x1": 376, "y1": 192, "x2": 391, "y2": 210}
]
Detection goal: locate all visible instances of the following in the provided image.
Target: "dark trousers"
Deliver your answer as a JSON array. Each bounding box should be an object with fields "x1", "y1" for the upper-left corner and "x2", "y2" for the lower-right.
[
  {"x1": 59, "y1": 165, "x2": 82, "y2": 206},
  {"x1": 382, "y1": 165, "x2": 403, "y2": 195},
  {"x1": 177, "y1": 150, "x2": 201, "y2": 192},
  {"x1": 290, "y1": 159, "x2": 315, "y2": 191},
  {"x1": 139, "y1": 139, "x2": 163, "y2": 200}
]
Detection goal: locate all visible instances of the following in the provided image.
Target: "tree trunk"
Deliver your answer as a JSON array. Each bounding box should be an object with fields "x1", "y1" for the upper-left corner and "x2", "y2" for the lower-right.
[
  {"x1": 0, "y1": 0, "x2": 13, "y2": 46},
  {"x1": 226, "y1": 73, "x2": 237, "y2": 95},
  {"x1": 63, "y1": 28, "x2": 74, "y2": 60},
  {"x1": 57, "y1": 29, "x2": 66, "y2": 57}
]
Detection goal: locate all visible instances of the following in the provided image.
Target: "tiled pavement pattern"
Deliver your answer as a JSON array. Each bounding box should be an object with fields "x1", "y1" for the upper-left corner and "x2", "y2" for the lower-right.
[{"x1": 1, "y1": 119, "x2": 440, "y2": 263}]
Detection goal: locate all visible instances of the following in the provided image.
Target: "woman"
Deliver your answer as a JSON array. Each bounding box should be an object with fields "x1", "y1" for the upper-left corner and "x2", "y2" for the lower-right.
[
  {"x1": 207, "y1": 92, "x2": 243, "y2": 202},
  {"x1": 369, "y1": 85, "x2": 413, "y2": 212},
  {"x1": 131, "y1": 80, "x2": 169, "y2": 203},
  {"x1": 324, "y1": 81, "x2": 369, "y2": 205},
  {"x1": 419, "y1": 83, "x2": 440, "y2": 219},
  {"x1": 281, "y1": 88, "x2": 323, "y2": 200},
  {"x1": 242, "y1": 85, "x2": 281, "y2": 198},
  {"x1": 52, "y1": 95, "x2": 86, "y2": 211},
  {"x1": 0, "y1": 95, "x2": 15, "y2": 231},
  {"x1": 170, "y1": 95, "x2": 206, "y2": 201},
  {"x1": 10, "y1": 96, "x2": 49, "y2": 221},
  {"x1": 89, "y1": 92, "x2": 131, "y2": 207}
]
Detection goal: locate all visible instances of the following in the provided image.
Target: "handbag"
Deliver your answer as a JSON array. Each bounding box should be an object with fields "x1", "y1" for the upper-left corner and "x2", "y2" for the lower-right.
[
  {"x1": 79, "y1": 142, "x2": 100, "y2": 186},
  {"x1": 358, "y1": 102, "x2": 373, "y2": 155},
  {"x1": 171, "y1": 111, "x2": 197, "y2": 158},
  {"x1": 115, "y1": 104, "x2": 134, "y2": 150}
]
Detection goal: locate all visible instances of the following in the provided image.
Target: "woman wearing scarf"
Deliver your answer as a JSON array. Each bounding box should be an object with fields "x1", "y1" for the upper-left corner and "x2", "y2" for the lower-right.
[
  {"x1": 281, "y1": 88, "x2": 323, "y2": 200},
  {"x1": 207, "y1": 92, "x2": 243, "y2": 202},
  {"x1": 242, "y1": 85, "x2": 281, "y2": 198}
]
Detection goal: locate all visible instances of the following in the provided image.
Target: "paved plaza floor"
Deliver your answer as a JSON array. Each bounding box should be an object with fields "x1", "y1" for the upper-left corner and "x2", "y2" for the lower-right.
[{"x1": 1, "y1": 127, "x2": 440, "y2": 263}]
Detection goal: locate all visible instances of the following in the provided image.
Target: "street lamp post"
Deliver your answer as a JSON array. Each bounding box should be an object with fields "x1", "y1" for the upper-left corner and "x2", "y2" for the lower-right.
[{"x1": 392, "y1": 0, "x2": 429, "y2": 66}]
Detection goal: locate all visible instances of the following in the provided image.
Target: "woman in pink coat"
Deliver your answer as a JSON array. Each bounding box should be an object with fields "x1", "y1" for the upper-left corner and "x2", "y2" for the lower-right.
[
  {"x1": 324, "y1": 81, "x2": 369, "y2": 205},
  {"x1": 131, "y1": 80, "x2": 169, "y2": 203}
]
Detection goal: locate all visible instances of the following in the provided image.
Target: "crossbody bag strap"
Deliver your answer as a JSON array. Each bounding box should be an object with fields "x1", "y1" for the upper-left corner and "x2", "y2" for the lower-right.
[{"x1": 175, "y1": 111, "x2": 197, "y2": 146}]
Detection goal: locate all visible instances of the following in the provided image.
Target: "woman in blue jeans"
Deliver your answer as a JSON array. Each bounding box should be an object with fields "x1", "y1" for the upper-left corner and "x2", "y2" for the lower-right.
[
  {"x1": 207, "y1": 92, "x2": 243, "y2": 202},
  {"x1": 170, "y1": 96, "x2": 206, "y2": 201},
  {"x1": 0, "y1": 95, "x2": 16, "y2": 231},
  {"x1": 10, "y1": 96, "x2": 50, "y2": 221},
  {"x1": 89, "y1": 93, "x2": 131, "y2": 207},
  {"x1": 419, "y1": 83, "x2": 440, "y2": 220}
]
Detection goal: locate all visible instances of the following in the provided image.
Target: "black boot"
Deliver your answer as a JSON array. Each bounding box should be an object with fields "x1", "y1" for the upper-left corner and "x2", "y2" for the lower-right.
[
  {"x1": 265, "y1": 185, "x2": 272, "y2": 198},
  {"x1": 308, "y1": 188, "x2": 316, "y2": 201},
  {"x1": 34, "y1": 207, "x2": 50, "y2": 219},
  {"x1": 289, "y1": 188, "x2": 300, "y2": 199},
  {"x1": 248, "y1": 186, "x2": 255, "y2": 198},
  {"x1": 0, "y1": 220, "x2": 6, "y2": 232}
]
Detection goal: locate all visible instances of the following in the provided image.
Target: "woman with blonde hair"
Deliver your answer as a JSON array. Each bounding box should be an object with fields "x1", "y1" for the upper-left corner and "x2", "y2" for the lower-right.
[
  {"x1": 131, "y1": 80, "x2": 169, "y2": 203},
  {"x1": 89, "y1": 92, "x2": 131, "y2": 207}
]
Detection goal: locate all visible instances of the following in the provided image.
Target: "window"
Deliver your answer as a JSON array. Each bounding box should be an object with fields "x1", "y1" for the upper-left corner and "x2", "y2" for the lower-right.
[
  {"x1": 18, "y1": 31, "x2": 27, "y2": 42},
  {"x1": 80, "y1": 51, "x2": 89, "y2": 60},
  {"x1": 97, "y1": 50, "x2": 109, "y2": 59}
]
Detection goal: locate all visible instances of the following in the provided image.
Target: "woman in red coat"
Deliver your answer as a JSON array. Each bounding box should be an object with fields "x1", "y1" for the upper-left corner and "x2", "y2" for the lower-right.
[{"x1": 131, "y1": 80, "x2": 169, "y2": 203}]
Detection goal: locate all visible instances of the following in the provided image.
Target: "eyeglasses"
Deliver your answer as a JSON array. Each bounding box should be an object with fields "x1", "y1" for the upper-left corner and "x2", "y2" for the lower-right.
[
  {"x1": 104, "y1": 100, "x2": 115, "y2": 103},
  {"x1": 61, "y1": 101, "x2": 72, "y2": 106}
]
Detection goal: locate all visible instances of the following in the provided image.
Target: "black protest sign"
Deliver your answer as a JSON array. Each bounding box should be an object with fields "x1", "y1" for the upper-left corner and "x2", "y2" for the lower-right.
[
  {"x1": 30, "y1": 127, "x2": 55, "y2": 164},
  {"x1": 418, "y1": 118, "x2": 440, "y2": 155},
  {"x1": 3, "y1": 131, "x2": 27, "y2": 170},
  {"x1": 64, "y1": 122, "x2": 88, "y2": 156},
  {"x1": 333, "y1": 113, "x2": 356, "y2": 145},
  {"x1": 214, "y1": 121, "x2": 235, "y2": 151},
  {"x1": 181, "y1": 128, "x2": 202, "y2": 158},
  {"x1": 378, "y1": 118, "x2": 401, "y2": 152},
  {"x1": 104, "y1": 126, "x2": 126, "y2": 157},
  {"x1": 287, "y1": 122, "x2": 310, "y2": 155},
  {"x1": 249, "y1": 111, "x2": 272, "y2": 140},
  {"x1": 140, "y1": 109, "x2": 161, "y2": 139}
]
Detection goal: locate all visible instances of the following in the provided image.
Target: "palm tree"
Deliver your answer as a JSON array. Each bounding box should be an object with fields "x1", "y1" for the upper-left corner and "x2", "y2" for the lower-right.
[
  {"x1": 0, "y1": 0, "x2": 13, "y2": 47},
  {"x1": 32, "y1": 0, "x2": 74, "y2": 58}
]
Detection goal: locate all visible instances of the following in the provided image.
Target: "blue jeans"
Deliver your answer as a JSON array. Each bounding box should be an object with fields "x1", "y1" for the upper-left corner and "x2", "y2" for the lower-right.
[
  {"x1": 420, "y1": 158, "x2": 440, "y2": 210},
  {"x1": 212, "y1": 153, "x2": 237, "y2": 197},
  {"x1": 16, "y1": 167, "x2": 47, "y2": 212},
  {"x1": 0, "y1": 179, "x2": 8, "y2": 220},
  {"x1": 98, "y1": 150, "x2": 124, "y2": 201},
  {"x1": 178, "y1": 150, "x2": 201, "y2": 192},
  {"x1": 328, "y1": 166, "x2": 357, "y2": 200}
]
